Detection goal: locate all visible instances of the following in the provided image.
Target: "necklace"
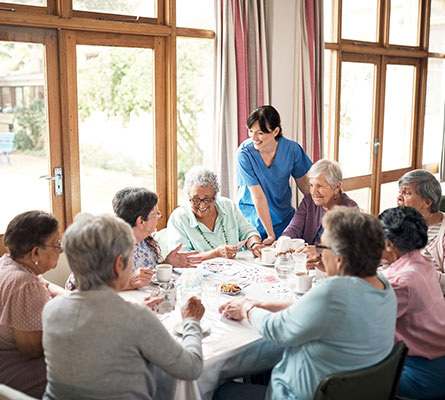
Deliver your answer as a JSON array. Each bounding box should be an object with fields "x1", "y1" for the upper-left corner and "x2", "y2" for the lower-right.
[{"x1": 197, "y1": 220, "x2": 229, "y2": 250}]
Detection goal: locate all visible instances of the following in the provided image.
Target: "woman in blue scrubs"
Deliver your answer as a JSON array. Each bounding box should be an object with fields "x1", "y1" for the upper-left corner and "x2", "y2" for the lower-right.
[{"x1": 236, "y1": 105, "x2": 312, "y2": 244}]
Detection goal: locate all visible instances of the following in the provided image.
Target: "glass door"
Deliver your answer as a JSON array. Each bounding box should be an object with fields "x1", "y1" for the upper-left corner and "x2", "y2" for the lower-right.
[
  {"x1": 0, "y1": 26, "x2": 64, "y2": 236},
  {"x1": 337, "y1": 53, "x2": 380, "y2": 211},
  {"x1": 62, "y1": 31, "x2": 164, "y2": 221},
  {"x1": 337, "y1": 53, "x2": 419, "y2": 214}
]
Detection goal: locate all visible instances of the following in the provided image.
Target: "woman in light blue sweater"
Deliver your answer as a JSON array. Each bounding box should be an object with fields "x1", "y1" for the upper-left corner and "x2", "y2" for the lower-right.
[{"x1": 218, "y1": 207, "x2": 397, "y2": 400}]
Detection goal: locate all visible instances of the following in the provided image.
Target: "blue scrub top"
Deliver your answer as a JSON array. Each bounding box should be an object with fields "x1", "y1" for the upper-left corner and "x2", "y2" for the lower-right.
[{"x1": 236, "y1": 137, "x2": 312, "y2": 239}]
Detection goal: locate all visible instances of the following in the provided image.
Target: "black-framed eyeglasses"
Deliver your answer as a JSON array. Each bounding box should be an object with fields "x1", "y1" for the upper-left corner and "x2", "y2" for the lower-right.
[
  {"x1": 315, "y1": 244, "x2": 332, "y2": 255},
  {"x1": 189, "y1": 197, "x2": 215, "y2": 206}
]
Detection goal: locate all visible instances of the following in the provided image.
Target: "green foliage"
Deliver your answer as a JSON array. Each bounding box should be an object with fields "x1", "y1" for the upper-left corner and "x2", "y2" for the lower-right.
[
  {"x1": 77, "y1": 39, "x2": 212, "y2": 182},
  {"x1": 78, "y1": 48, "x2": 152, "y2": 124},
  {"x1": 176, "y1": 38, "x2": 212, "y2": 187},
  {"x1": 13, "y1": 100, "x2": 46, "y2": 151}
]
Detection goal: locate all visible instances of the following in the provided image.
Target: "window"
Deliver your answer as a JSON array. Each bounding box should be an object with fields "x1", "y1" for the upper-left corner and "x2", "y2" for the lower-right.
[
  {"x1": 0, "y1": 1, "x2": 215, "y2": 237},
  {"x1": 324, "y1": 0, "x2": 441, "y2": 214}
]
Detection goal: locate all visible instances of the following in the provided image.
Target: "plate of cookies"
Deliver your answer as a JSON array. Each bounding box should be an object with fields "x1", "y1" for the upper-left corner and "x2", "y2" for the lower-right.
[{"x1": 220, "y1": 283, "x2": 242, "y2": 296}]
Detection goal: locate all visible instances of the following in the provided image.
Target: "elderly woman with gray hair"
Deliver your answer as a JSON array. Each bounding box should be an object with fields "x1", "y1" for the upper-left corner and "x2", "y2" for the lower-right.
[
  {"x1": 397, "y1": 169, "x2": 445, "y2": 292},
  {"x1": 216, "y1": 207, "x2": 396, "y2": 400},
  {"x1": 167, "y1": 166, "x2": 262, "y2": 260},
  {"x1": 280, "y1": 159, "x2": 358, "y2": 269},
  {"x1": 42, "y1": 213, "x2": 205, "y2": 400}
]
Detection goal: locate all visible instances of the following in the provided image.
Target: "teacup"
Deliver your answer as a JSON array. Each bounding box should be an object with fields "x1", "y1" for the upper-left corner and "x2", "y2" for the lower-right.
[
  {"x1": 156, "y1": 264, "x2": 173, "y2": 282},
  {"x1": 261, "y1": 247, "x2": 275, "y2": 264},
  {"x1": 291, "y1": 238, "x2": 305, "y2": 251},
  {"x1": 276, "y1": 236, "x2": 293, "y2": 253},
  {"x1": 295, "y1": 272, "x2": 313, "y2": 293}
]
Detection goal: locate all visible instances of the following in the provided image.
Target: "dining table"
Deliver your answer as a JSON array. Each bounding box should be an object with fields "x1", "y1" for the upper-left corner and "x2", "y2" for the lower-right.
[{"x1": 119, "y1": 250, "x2": 320, "y2": 400}]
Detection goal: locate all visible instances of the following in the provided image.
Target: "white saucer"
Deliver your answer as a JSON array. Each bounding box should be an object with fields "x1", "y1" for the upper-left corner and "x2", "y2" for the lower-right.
[
  {"x1": 254, "y1": 258, "x2": 275, "y2": 267},
  {"x1": 151, "y1": 276, "x2": 171, "y2": 285},
  {"x1": 173, "y1": 321, "x2": 211, "y2": 336},
  {"x1": 294, "y1": 287, "x2": 311, "y2": 295}
]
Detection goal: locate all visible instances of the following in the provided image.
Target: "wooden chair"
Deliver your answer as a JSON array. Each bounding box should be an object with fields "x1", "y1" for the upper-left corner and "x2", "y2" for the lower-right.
[{"x1": 314, "y1": 341, "x2": 408, "y2": 400}]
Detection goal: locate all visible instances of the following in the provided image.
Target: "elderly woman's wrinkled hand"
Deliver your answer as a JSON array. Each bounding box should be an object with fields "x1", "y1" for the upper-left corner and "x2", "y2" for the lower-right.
[
  {"x1": 299, "y1": 245, "x2": 325, "y2": 271},
  {"x1": 251, "y1": 244, "x2": 263, "y2": 259},
  {"x1": 165, "y1": 243, "x2": 203, "y2": 268},
  {"x1": 143, "y1": 294, "x2": 164, "y2": 311},
  {"x1": 218, "y1": 297, "x2": 251, "y2": 321},
  {"x1": 181, "y1": 296, "x2": 205, "y2": 321},
  {"x1": 128, "y1": 267, "x2": 154, "y2": 289},
  {"x1": 215, "y1": 244, "x2": 238, "y2": 259}
]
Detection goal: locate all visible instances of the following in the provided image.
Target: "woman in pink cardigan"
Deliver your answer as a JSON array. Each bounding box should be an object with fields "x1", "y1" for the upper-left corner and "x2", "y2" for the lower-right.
[
  {"x1": 379, "y1": 206, "x2": 445, "y2": 399},
  {"x1": 397, "y1": 169, "x2": 444, "y2": 293}
]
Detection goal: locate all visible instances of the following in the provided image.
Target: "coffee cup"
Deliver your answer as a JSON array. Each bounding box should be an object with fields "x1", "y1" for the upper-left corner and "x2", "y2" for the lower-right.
[
  {"x1": 261, "y1": 247, "x2": 275, "y2": 264},
  {"x1": 295, "y1": 272, "x2": 312, "y2": 293},
  {"x1": 156, "y1": 264, "x2": 173, "y2": 282},
  {"x1": 276, "y1": 236, "x2": 293, "y2": 253},
  {"x1": 291, "y1": 238, "x2": 305, "y2": 251}
]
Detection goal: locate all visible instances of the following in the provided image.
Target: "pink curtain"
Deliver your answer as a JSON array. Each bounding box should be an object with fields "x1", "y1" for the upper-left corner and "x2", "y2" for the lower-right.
[{"x1": 214, "y1": 0, "x2": 269, "y2": 198}]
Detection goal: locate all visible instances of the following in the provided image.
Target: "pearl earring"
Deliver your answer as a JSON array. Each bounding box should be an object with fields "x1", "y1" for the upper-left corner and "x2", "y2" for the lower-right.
[{"x1": 34, "y1": 260, "x2": 38, "y2": 265}]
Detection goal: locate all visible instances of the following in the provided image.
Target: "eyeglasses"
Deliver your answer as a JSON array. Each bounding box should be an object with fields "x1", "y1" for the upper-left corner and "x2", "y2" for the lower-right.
[
  {"x1": 315, "y1": 244, "x2": 332, "y2": 255},
  {"x1": 189, "y1": 197, "x2": 215, "y2": 206},
  {"x1": 148, "y1": 210, "x2": 162, "y2": 219},
  {"x1": 41, "y1": 243, "x2": 63, "y2": 251}
]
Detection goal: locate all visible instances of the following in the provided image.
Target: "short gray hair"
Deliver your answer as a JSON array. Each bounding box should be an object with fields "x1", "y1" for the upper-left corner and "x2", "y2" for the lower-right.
[
  {"x1": 183, "y1": 166, "x2": 220, "y2": 197},
  {"x1": 322, "y1": 207, "x2": 384, "y2": 277},
  {"x1": 307, "y1": 159, "x2": 343, "y2": 189},
  {"x1": 63, "y1": 213, "x2": 135, "y2": 290},
  {"x1": 399, "y1": 170, "x2": 442, "y2": 213}
]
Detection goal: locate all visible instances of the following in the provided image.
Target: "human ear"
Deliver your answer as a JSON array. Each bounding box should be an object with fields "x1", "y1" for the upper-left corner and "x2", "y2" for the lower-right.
[
  {"x1": 135, "y1": 216, "x2": 145, "y2": 229},
  {"x1": 112, "y1": 254, "x2": 125, "y2": 279}
]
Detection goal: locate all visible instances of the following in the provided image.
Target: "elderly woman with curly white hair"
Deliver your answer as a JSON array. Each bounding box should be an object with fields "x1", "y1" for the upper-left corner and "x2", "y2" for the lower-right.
[{"x1": 167, "y1": 166, "x2": 262, "y2": 260}]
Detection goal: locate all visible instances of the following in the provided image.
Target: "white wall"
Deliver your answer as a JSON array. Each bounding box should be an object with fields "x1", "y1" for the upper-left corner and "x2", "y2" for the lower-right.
[
  {"x1": 266, "y1": 0, "x2": 302, "y2": 205},
  {"x1": 266, "y1": 0, "x2": 297, "y2": 138}
]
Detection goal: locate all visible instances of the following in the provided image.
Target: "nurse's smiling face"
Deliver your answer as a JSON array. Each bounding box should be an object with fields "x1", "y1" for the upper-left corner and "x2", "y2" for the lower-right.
[{"x1": 248, "y1": 122, "x2": 279, "y2": 152}]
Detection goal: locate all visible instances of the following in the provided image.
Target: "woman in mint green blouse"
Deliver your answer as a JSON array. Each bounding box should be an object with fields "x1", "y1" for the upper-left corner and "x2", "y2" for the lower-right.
[{"x1": 167, "y1": 166, "x2": 262, "y2": 260}]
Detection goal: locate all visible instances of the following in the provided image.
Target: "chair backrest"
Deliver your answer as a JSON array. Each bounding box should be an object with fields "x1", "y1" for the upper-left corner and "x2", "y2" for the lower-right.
[
  {"x1": 153, "y1": 228, "x2": 169, "y2": 259},
  {"x1": 313, "y1": 341, "x2": 408, "y2": 400}
]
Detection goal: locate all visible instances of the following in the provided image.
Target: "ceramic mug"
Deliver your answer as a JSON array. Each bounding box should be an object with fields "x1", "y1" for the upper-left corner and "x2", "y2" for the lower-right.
[
  {"x1": 291, "y1": 238, "x2": 306, "y2": 251},
  {"x1": 295, "y1": 272, "x2": 313, "y2": 293},
  {"x1": 261, "y1": 248, "x2": 275, "y2": 264},
  {"x1": 156, "y1": 264, "x2": 173, "y2": 282}
]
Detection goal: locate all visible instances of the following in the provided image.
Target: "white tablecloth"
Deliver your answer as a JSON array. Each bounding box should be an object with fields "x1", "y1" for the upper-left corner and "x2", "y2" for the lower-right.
[{"x1": 119, "y1": 251, "x2": 301, "y2": 400}]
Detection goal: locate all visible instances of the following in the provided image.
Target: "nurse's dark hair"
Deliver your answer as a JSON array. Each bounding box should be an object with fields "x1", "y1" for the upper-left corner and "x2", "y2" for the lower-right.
[
  {"x1": 4, "y1": 210, "x2": 59, "y2": 259},
  {"x1": 246, "y1": 105, "x2": 283, "y2": 140},
  {"x1": 378, "y1": 206, "x2": 428, "y2": 255},
  {"x1": 322, "y1": 207, "x2": 384, "y2": 277}
]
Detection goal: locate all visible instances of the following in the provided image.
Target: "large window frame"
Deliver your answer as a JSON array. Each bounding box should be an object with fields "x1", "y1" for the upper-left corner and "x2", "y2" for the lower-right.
[
  {"x1": 324, "y1": 0, "x2": 439, "y2": 215},
  {"x1": 0, "y1": 0, "x2": 215, "y2": 247}
]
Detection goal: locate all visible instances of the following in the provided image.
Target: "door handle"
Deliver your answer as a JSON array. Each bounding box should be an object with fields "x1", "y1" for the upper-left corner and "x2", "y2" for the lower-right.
[
  {"x1": 39, "y1": 167, "x2": 63, "y2": 195},
  {"x1": 373, "y1": 138, "x2": 380, "y2": 155}
]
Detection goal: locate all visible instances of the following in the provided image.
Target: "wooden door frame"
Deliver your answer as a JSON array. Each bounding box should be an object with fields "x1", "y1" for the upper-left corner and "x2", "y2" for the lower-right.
[
  {"x1": 338, "y1": 53, "x2": 422, "y2": 214},
  {"x1": 0, "y1": 25, "x2": 64, "y2": 251},
  {"x1": 58, "y1": 30, "x2": 170, "y2": 227}
]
